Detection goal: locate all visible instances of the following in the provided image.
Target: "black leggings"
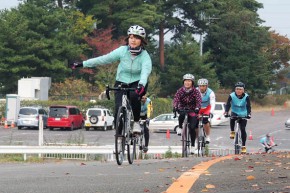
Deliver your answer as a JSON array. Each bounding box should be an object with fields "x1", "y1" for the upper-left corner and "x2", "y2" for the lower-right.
[
  {"x1": 230, "y1": 117, "x2": 247, "y2": 146},
  {"x1": 114, "y1": 81, "x2": 147, "y2": 122},
  {"x1": 179, "y1": 113, "x2": 198, "y2": 146}
]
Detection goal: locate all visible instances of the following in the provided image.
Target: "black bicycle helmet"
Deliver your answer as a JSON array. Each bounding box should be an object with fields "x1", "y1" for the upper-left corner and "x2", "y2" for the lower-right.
[{"x1": 235, "y1": 82, "x2": 245, "y2": 88}]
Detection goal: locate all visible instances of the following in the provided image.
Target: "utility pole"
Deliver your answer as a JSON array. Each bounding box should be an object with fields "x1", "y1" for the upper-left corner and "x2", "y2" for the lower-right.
[{"x1": 199, "y1": 16, "x2": 220, "y2": 56}]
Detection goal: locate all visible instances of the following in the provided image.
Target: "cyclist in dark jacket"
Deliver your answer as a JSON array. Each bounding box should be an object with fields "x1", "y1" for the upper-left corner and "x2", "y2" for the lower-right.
[
  {"x1": 224, "y1": 82, "x2": 251, "y2": 154},
  {"x1": 173, "y1": 74, "x2": 202, "y2": 154}
]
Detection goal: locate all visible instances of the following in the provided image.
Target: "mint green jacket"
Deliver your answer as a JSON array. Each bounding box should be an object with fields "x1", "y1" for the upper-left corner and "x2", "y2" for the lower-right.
[{"x1": 83, "y1": 46, "x2": 152, "y2": 86}]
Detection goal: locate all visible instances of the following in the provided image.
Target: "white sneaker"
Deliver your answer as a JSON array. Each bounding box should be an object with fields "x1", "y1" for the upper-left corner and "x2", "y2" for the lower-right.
[
  {"x1": 205, "y1": 136, "x2": 210, "y2": 143},
  {"x1": 176, "y1": 128, "x2": 182, "y2": 136},
  {"x1": 190, "y1": 146, "x2": 197, "y2": 154},
  {"x1": 132, "y1": 122, "x2": 141, "y2": 133}
]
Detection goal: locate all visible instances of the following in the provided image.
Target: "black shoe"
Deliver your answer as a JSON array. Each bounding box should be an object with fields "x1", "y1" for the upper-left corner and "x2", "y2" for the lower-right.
[{"x1": 143, "y1": 146, "x2": 148, "y2": 153}]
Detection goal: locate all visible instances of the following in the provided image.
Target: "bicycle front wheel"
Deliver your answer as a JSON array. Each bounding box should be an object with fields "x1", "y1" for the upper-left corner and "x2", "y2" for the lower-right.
[
  {"x1": 182, "y1": 125, "x2": 189, "y2": 157},
  {"x1": 234, "y1": 129, "x2": 242, "y2": 154},
  {"x1": 197, "y1": 136, "x2": 205, "y2": 157},
  {"x1": 127, "y1": 137, "x2": 137, "y2": 164},
  {"x1": 115, "y1": 106, "x2": 126, "y2": 165}
]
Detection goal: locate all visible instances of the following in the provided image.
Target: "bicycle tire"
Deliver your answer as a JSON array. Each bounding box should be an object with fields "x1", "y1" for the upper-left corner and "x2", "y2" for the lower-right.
[
  {"x1": 182, "y1": 123, "x2": 188, "y2": 157},
  {"x1": 126, "y1": 109, "x2": 135, "y2": 164},
  {"x1": 234, "y1": 129, "x2": 241, "y2": 154},
  {"x1": 115, "y1": 106, "x2": 126, "y2": 165},
  {"x1": 127, "y1": 137, "x2": 136, "y2": 164}
]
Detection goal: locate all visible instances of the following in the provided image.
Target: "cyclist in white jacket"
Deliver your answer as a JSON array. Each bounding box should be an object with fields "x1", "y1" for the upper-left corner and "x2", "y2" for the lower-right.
[{"x1": 196, "y1": 78, "x2": 216, "y2": 143}]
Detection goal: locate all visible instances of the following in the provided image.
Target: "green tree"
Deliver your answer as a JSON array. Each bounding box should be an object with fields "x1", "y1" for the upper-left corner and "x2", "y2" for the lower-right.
[
  {"x1": 0, "y1": 0, "x2": 95, "y2": 94},
  {"x1": 203, "y1": 0, "x2": 272, "y2": 96},
  {"x1": 161, "y1": 33, "x2": 218, "y2": 97},
  {"x1": 76, "y1": 0, "x2": 161, "y2": 38}
]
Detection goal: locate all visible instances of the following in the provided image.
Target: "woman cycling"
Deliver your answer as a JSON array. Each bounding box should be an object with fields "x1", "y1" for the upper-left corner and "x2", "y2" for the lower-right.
[
  {"x1": 70, "y1": 25, "x2": 152, "y2": 133},
  {"x1": 224, "y1": 82, "x2": 251, "y2": 154},
  {"x1": 173, "y1": 74, "x2": 202, "y2": 154}
]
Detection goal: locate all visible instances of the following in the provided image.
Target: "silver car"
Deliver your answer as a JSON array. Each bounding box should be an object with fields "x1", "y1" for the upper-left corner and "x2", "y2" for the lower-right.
[
  {"x1": 149, "y1": 113, "x2": 179, "y2": 133},
  {"x1": 17, "y1": 107, "x2": 48, "y2": 130}
]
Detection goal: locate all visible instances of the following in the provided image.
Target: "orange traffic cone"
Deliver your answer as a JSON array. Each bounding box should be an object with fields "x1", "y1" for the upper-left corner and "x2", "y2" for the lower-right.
[
  {"x1": 271, "y1": 108, "x2": 275, "y2": 116},
  {"x1": 11, "y1": 121, "x2": 15, "y2": 128},
  {"x1": 166, "y1": 129, "x2": 170, "y2": 139},
  {"x1": 248, "y1": 130, "x2": 253, "y2": 140},
  {"x1": 4, "y1": 120, "x2": 8, "y2": 129}
]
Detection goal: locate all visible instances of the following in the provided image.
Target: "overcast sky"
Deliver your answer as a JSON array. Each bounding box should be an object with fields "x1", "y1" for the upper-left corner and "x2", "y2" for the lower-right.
[{"x1": 0, "y1": 0, "x2": 289, "y2": 38}]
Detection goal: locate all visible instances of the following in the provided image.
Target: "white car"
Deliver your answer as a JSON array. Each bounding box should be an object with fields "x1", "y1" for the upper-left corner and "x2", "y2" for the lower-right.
[
  {"x1": 149, "y1": 113, "x2": 179, "y2": 133},
  {"x1": 211, "y1": 102, "x2": 230, "y2": 126},
  {"x1": 84, "y1": 108, "x2": 114, "y2": 131}
]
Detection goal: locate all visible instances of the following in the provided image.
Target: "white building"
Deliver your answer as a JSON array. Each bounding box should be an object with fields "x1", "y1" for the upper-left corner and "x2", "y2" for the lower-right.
[{"x1": 18, "y1": 77, "x2": 51, "y2": 100}]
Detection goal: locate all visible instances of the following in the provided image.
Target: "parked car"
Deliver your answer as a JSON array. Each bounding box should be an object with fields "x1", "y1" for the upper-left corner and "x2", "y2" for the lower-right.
[
  {"x1": 285, "y1": 118, "x2": 290, "y2": 128},
  {"x1": 211, "y1": 102, "x2": 229, "y2": 126},
  {"x1": 84, "y1": 108, "x2": 114, "y2": 131},
  {"x1": 149, "y1": 113, "x2": 179, "y2": 133},
  {"x1": 47, "y1": 105, "x2": 84, "y2": 131},
  {"x1": 17, "y1": 106, "x2": 48, "y2": 130}
]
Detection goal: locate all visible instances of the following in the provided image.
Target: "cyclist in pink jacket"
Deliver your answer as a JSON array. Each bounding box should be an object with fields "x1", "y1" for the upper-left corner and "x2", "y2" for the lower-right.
[{"x1": 173, "y1": 74, "x2": 202, "y2": 154}]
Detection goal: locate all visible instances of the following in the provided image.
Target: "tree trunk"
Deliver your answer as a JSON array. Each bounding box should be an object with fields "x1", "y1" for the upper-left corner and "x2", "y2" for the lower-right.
[
  {"x1": 159, "y1": 22, "x2": 165, "y2": 71},
  {"x1": 57, "y1": 0, "x2": 63, "y2": 8}
]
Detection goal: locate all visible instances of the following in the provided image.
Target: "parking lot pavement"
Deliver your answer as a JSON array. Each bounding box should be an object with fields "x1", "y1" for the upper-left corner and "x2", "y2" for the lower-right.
[{"x1": 166, "y1": 151, "x2": 290, "y2": 193}]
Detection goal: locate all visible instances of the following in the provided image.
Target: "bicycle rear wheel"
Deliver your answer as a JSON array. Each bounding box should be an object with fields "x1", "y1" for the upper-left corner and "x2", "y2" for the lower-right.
[{"x1": 115, "y1": 106, "x2": 126, "y2": 165}]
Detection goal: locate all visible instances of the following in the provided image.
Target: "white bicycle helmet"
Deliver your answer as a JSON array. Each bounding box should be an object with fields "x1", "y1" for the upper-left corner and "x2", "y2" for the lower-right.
[
  {"x1": 198, "y1": 78, "x2": 208, "y2": 86},
  {"x1": 183, "y1": 74, "x2": 195, "y2": 81},
  {"x1": 127, "y1": 25, "x2": 146, "y2": 39}
]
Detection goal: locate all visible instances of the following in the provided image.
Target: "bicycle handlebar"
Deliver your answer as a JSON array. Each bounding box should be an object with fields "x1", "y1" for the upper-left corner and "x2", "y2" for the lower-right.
[
  {"x1": 230, "y1": 116, "x2": 248, "y2": 120},
  {"x1": 173, "y1": 109, "x2": 195, "y2": 118},
  {"x1": 105, "y1": 85, "x2": 136, "y2": 100}
]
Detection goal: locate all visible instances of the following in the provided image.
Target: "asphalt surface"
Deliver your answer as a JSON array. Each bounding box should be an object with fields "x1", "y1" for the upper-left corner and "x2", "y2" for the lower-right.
[
  {"x1": 1, "y1": 152, "x2": 289, "y2": 193},
  {"x1": 187, "y1": 151, "x2": 290, "y2": 193}
]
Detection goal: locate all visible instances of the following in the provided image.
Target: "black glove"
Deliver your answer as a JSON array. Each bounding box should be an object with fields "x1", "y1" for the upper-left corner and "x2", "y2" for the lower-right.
[
  {"x1": 224, "y1": 112, "x2": 229, "y2": 117},
  {"x1": 173, "y1": 107, "x2": 177, "y2": 113},
  {"x1": 209, "y1": 113, "x2": 213, "y2": 119},
  {"x1": 246, "y1": 114, "x2": 251, "y2": 119},
  {"x1": 135, "y1": 84, "x2": 145, "y2": 96},
  {"x1": 69, "y1": 62, "x2": 83, "y2": 69},
  {"x1": 194, "y1": 108, "x2": 200, "y2": 114}
]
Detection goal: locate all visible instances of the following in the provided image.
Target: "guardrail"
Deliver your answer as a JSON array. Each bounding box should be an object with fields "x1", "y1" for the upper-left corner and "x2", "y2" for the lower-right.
[{"x1": 0, "y1": 145, "x2": 235, "y2": 161}]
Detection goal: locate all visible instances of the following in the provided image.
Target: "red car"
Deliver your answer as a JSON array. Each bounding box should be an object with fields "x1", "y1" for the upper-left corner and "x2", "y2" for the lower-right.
[{"x1": 47, "y1": 105, "x2": 84, "y2": 131}]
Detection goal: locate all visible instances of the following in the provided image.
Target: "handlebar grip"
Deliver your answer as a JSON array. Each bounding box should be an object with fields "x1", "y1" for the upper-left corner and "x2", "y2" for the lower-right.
[{"x1": 105, "y1": 85, "x2": 110, "y2": 100}]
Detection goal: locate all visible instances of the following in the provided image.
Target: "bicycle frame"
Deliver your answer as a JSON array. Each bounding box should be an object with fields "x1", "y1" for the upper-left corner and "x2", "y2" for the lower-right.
[
  {"x1": 175, "y1": 109, "x2": 194, "y2": 158},
  {"x1": 197, "y1": 114, "x2": 209, "y2": 157},
  {"x1": 106, "y1": 84, "x2": 136, "y2": 165},
  {"x1": 231, "y1": 116, "x2": 247, "y2": 154}
]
